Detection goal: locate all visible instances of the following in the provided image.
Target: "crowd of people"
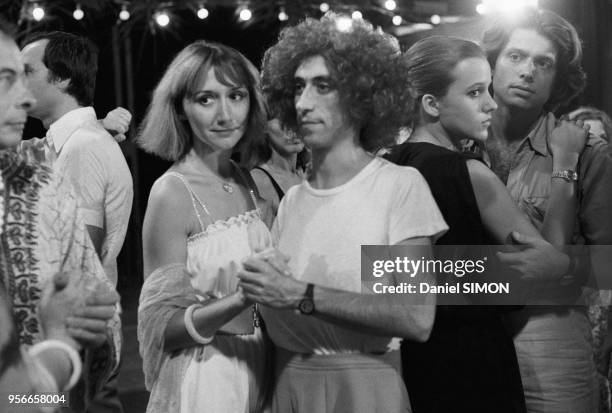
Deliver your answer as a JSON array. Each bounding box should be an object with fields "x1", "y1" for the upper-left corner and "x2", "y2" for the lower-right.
[{"x1": 0, "y1": 5, "x2": 611, "y2": 413}]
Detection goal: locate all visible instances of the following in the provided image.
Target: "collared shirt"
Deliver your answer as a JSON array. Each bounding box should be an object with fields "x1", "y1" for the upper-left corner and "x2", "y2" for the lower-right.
[
  {"x1": 491, "y1": 112, "x2": 612, "y2": 246},
  {"x1": 47, "y1": 107, "x2": 133, "y2": 285}
]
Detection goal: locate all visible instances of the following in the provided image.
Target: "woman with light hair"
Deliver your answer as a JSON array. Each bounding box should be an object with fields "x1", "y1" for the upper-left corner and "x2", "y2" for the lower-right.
[{"x1": 136, "y1": 40, "x2": 271, "y2": 413}]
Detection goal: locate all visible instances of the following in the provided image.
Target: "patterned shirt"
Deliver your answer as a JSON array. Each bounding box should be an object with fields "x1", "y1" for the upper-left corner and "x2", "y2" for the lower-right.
[{"x1": 0, "y1": 149, "x2": 120, "y2": 409}]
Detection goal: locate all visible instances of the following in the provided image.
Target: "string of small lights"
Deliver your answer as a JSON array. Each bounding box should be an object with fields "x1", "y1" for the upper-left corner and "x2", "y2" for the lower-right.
[{"x1": 12, "y1": 0, "x2": 537, "y2": 34}]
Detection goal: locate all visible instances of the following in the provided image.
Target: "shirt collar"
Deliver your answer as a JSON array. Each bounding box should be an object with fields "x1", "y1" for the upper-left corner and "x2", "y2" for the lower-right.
[
  {"x1": 47, "y1": 107, "x2": 97, "y2": 153},
  {"x1": 524, "y1": 112, "x2": 555, "y2": 156}
]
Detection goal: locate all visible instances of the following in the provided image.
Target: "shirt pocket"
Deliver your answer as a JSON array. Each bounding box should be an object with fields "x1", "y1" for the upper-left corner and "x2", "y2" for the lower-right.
[{"x1": 521, "y1": 195, "x2": 548, "y2": 226}]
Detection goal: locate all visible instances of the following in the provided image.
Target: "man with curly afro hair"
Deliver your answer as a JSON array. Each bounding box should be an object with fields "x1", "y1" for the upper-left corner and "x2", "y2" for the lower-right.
[{"x1": 237, "y1": 14, "x2": 448, "y2": 412}]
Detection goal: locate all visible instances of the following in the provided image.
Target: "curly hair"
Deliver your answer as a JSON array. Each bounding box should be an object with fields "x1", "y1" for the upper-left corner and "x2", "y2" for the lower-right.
[
  {"x1": 261, "y1": 14, "x2": 412, "y2": 152},
  {"x1": 482, "y1": 7, "x2": 586, "y2": 112},
  {"x1": 136, "y1": 40, "x2": 266, "y2": 163}
]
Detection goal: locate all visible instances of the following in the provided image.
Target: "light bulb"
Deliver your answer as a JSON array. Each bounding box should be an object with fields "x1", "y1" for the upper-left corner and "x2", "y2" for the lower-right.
[
  {"x1": 384, "y1": 0, "x2": 397, "y2": 11},
  {"x1": 351, "y1": 10, "x2": 362, "y2": 20},
  {"x1": 197, "y1": 7, "x2": 209, "y2": 19},
  {"x1": 73, "y1": 5, "x2": 84, "y2": 20},
  {"x1": 32, "y1": 5, "x2": 45, "y2": 21},
  {"x1": 239, "y1": 7, "x2": 252, "y2": 21},
  {"x1": 319, "y1": 3, "x2": 330, "y2": 13},
  {"x1": 119, "y1": 6, "x2": 130, "y2": 21},
  {"x1": 155, "y1": 12, "x2": 170, "y2": 27},
  {"x1": 392, "y1": 15, "x2": 402, "y2": 26},
  {"x1": 278, "y1": 9, "x2": 288, "y2": 21}
]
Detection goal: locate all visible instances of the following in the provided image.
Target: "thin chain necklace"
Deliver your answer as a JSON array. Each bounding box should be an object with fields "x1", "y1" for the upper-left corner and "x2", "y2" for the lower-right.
[{"x1": 186, "y1": 153, "x2": 236, "y2": 194}]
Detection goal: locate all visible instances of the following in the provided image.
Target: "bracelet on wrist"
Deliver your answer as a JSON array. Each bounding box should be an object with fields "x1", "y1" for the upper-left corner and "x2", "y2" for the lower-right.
[
  {"x1": 29, "y1": 339, "x2": 82, "y2": 390},
  {"x1": 184, "y1": 303, "x2": 214, "y2": 345}
]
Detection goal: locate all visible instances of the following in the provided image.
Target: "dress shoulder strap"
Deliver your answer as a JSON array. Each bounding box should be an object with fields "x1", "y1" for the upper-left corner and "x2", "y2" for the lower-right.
[
  {"x1": 163, "y1": 171, "x2": 210, "y2": 232},
  {"x1": 253, "y1": 166, "x2": 285, "y2": 201},
  {"x1": 231, "y1": 161, "x2": 260, "y2": 211}
]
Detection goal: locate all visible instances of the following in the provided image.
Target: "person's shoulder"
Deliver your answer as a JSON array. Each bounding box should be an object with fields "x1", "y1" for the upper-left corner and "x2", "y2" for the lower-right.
[
  {"x1": 148, "y1": 172, "x2": 192, "y2": 211},
  {"x1": 74, "y1": 118, "x2": 112, "y2": 139},
  {"x1": 579, "y1": 134, "x2": 612, "y2": 169},
  {"x1": 67, "y1": 121, "x2": 119, "y2": 152},
  {"x1": 465, "y1": 157, "x2": 495, "y2": 177},
  {"x1": 376, "y1": 156, "x2": 425, "y2": 181},
  {"x1": 388, "y1": 141, "x2": 463, "y2": 169},
  {"x1": 65, "y1": 123, "x2": 130, "y2": 171},
  {"x1": 250, "y1": 167, "x2": 269, "y2": 188},
  {"x1": 281, "y1": 180, "x2": 307, "y2": 202}
]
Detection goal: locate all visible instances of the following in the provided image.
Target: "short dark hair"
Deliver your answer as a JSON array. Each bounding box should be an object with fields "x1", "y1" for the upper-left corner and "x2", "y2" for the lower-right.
[
  {"x1": 404, "y1": 36, "x2": 486, "y2": 121},
  {"x1": 482, "y1": 7, "x2": 586, "y2": 111},
  {"x1": 261, "y1": 13, "x2": 412, "y2": 152},
  {"x1": 22, "y1": 31, "x2": 98, "y2": 106}
]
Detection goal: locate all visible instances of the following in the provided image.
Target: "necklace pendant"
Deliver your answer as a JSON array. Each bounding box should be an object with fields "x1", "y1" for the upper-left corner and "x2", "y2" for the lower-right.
[{"x1": 222, "y1": 183, "x2": 234, "y2": 194}]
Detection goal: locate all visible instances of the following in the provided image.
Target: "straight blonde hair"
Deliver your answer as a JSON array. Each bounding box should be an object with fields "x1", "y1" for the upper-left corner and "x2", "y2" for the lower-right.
[{"x1": 136, "y1": 40, "x2": 266, "y2": 162}]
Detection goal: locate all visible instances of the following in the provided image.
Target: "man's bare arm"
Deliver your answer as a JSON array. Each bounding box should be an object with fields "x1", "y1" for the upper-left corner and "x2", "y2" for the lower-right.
[{"x1": 239, "y1": 237, "x2": 436, "y2": 342}]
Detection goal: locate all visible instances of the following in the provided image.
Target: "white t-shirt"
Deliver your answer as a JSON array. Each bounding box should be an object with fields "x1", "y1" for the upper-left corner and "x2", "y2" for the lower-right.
[
  {"x1": 260, "y1": 157, "x2": 447, "y2": 355},
  {"x1": 47, "y1": 107, "x2": 133, "y2": 285}
]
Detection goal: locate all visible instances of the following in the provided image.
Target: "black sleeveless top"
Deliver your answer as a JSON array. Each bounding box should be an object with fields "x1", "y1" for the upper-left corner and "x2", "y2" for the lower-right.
[
  {"x1": 385, "y1": 142, "x2": 527, "y2": 413},
  {"x1": 253, "y1": 166, "x2": 285, "y2": 201}
]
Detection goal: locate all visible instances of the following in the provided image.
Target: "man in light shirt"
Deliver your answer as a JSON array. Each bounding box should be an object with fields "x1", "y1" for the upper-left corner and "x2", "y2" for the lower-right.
[
  {"x1": 21, "y1": 31, "x2": 133, "y2": 288},
  {"x1": 21, "y1": 31, "x2": 132, "y2": 413},
  {"x1": 238, "y1": 14, "x2": 447, "y2": 412}
]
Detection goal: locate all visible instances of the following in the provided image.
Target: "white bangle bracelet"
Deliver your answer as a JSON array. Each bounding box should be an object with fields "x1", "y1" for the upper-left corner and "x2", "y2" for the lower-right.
[
  {"x1": 29, "y1": 339, "x2": 82, "y2": 391},
  {"x1": 184, "y1": 304, "x2": 214, "y2": 345}
]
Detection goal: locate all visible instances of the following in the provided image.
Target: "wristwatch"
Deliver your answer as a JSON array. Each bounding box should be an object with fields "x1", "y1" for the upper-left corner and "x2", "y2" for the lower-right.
[
  {"x1": 551, "y1": 169, "x2": 578, "y2": 182},
  {"x1": 298, "y1": 283, "x2": 315, "y2": 315}
]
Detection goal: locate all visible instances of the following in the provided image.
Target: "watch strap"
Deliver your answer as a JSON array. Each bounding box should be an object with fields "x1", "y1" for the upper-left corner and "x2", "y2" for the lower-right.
[
  {"x1": 298, "y1": 283, "x2": 315, "y2": 315},
  {"x1": 551, "y1": 169, "x2": 578, "y2": 182}
]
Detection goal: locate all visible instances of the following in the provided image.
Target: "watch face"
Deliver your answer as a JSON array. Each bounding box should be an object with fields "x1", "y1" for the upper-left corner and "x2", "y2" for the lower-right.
[{"x1": 299, "y1": 299, "x2": 314, "y2": 315}]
